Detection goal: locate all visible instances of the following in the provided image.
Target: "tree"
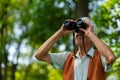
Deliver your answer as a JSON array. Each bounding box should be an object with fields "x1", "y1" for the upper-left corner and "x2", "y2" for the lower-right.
[{"x1": 0, "y1": 0, "x2": 11, "y2": 79}]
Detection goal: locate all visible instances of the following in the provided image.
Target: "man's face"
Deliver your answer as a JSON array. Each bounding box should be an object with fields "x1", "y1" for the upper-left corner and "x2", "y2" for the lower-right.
[{"x1": 75, "y1": 31, "x2": 92, "y2": 46}]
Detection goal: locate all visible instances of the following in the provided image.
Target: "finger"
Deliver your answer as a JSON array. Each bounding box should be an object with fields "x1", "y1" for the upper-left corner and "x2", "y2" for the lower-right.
[
  {"x1": 65, "y1": 30, "x2": 75, "y2": 35},
  {"x1": 79, "y1": 28, "x2": 86, "y2": 32},
  {"x1": 66, "y1": 19, "x2": 76, "y2": 22}
]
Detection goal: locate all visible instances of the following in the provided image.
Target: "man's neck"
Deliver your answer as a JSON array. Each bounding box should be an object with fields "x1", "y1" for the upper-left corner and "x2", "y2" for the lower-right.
[{"x1": 78, "y1": 44, "x2": 92, "y2": 58}]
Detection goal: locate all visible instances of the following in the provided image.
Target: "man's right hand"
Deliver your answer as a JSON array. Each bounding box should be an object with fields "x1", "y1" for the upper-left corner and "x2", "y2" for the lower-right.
[{"x1": 58, "y1": 19, "x2": 75, "y2": 36}]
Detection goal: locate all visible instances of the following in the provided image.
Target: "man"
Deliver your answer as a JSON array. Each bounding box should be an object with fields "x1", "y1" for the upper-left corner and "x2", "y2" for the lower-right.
[{"x1": 34, "y1": 17, "x2": 116, "y2": 80}]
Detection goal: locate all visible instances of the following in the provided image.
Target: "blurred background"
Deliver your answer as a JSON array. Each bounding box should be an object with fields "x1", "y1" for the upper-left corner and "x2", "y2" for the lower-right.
[{"x1": 0, "y1": 0, "x2": 120, "y2": 80}]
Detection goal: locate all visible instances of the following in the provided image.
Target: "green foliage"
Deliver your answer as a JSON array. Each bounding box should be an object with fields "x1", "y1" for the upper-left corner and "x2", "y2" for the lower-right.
[{"x1": 19, "y1": 0, "x2": 73, "y2": 49}]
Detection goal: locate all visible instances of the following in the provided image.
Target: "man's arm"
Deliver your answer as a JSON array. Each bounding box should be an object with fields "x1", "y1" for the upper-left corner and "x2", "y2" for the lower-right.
[
  {"x1": 88, "y1": 32, "x2": 116, "y2": 65},
  {"x1": 81, "y1": 18, "x2": 116, "y2": 65},
  {"x1": 34, "y1": 30, "x2": 63, "y2": 64},
  {"x1": 34, "y1": 23, "x2": 74, "y2": 64}
]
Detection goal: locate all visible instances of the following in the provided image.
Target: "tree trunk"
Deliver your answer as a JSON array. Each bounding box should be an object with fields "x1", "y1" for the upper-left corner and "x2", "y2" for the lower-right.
[
  {"x1": 73, "y1": 0, "x2": 89, "y2": 19},
  {"x1": 11, "y1": 42, "x2": 21, "y2": 80},
  {"x1": 0, "y1": 26, "x2": 3, "y2": 80},
  {"x1": 0, "y1": 30, "x2": 3, "y2": 79},
  {"x1": 1, "y1": 1, "x2": 9, "y2": 80},
  {"x1": 23, "y1": 48, "x2": 34, "y2": 80},
  {"x1": 11, "y1": 64, "x2": 17, "y2": 80}
]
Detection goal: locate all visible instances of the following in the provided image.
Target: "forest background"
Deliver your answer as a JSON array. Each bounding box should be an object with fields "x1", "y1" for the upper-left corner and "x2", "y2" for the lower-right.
[{"x1": 0, "y1": 0, "x2": 120, "y2": 80}]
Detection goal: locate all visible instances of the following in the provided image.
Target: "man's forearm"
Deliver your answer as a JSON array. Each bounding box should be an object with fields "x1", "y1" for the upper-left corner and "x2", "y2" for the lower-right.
[
  {"x1": 88, "y1": 32, "x2": 116, "y2": 64},
  {"x1": 35, "y1": 30, "x2": 63, "y2": 59}
]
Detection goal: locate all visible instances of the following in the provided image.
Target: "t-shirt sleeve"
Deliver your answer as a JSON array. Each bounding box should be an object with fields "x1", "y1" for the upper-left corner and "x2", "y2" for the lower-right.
[
  {"x1": 101, "y1": 55, "x2": 112, "y2": 72},
  {"x1": 49, "y1": 52, "x2": 70, "y2": 69}
]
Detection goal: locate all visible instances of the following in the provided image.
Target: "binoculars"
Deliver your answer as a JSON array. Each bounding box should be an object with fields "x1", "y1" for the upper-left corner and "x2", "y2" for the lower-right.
[{"x1": 64, "y1": 18, "x2": 87, "y2": 33}]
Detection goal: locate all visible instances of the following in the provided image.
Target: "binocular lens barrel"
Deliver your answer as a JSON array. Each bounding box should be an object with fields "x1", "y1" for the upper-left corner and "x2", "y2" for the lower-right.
[{"x1": 64, "y1": 18, "x2": 87, "y2": 32}]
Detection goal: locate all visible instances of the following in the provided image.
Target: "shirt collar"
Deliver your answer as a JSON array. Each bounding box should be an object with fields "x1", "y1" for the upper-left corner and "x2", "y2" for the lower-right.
[
  {"x1": 75, "y1": 47, "x2": 95, "y2": 58},
  {"x1": 87, "y1": 47, "x2": 94, "y2": 57}
]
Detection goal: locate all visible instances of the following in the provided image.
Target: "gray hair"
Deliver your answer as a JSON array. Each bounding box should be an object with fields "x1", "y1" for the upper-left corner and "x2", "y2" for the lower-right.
[{"x1": 81, "y1": 17, "x2": 98, "y2": 35}]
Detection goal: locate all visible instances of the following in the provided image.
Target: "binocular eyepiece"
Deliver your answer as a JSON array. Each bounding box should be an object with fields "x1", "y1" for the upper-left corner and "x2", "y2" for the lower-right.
[{"x1": 64, "y1": 18, "x2": 87, "y2": 33}]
